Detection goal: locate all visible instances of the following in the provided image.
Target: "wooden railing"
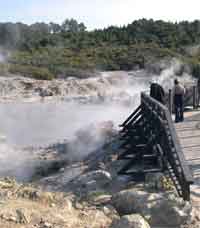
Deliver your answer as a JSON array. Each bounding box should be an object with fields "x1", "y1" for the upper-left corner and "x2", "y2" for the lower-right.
[
  {"x1": 118, "y1": 92, "x2": 194, "y2": 201},
  {"x1": 141, "y1": 93, "x2": 194, "y2": 200}
]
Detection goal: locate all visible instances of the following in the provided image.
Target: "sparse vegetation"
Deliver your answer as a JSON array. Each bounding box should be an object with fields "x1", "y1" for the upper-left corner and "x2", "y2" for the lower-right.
[
  {"x1": 9, "y1": 64, "x2": 54, "y2": 80},
  {"x1": 1, "y1": 18, "x2": 200, "y2": 79},
  {"x1": 0, "y1": 63, "x2": 9, "y2": 75}
]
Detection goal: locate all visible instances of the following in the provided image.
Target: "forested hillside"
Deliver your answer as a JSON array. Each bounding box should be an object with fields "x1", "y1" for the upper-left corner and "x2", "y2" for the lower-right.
[{"x1": 1, "y1": 18, "x2": 200, "y2": 79}]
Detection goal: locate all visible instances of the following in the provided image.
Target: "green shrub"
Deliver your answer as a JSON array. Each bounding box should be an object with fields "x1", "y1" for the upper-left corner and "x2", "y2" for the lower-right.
[
  {"x1": 9, "y1": 64, "x2": 54, "y2": 80},
  {"x1": 56, "y1": 67, "x2": 96, "y2": 79},
  {"x1": 0, "y1": 63, "x2": 9, "y2": 75},
  {"x1": 8, "y1": 43, "x2": 185, "y2": 76}
]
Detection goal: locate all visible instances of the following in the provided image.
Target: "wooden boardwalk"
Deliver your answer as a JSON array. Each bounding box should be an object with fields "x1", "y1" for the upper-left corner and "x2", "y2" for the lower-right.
[{"x1": 176, "y1": 113, "x2": 200, "y2": 206}]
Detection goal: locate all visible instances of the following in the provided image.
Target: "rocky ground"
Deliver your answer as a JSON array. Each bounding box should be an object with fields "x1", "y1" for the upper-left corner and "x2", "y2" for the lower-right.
[
  {"x1": 0, "y1": 129, "x2": 198, "y2": 228},
  {"x1": 0, "y1": 70, "x2": 195, "y2": 105},
  {"x1": 0, "y1": 177, "x2": 114, "y2": 228},
  {"x1": 0, "y1": 72, "x2": 146, "y2": 105}
]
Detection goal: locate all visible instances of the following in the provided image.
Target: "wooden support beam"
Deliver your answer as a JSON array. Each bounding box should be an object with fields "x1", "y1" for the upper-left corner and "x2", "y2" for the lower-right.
[
  {"x1": 120, "y1": 105, "x2": 141, "y2": 127},
  {"x1": 118, "y1": 92, "x2": 194, "y2": 201}
]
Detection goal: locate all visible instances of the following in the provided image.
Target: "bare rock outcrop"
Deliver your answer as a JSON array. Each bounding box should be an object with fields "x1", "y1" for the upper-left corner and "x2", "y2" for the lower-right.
[
  {"x1": 71, "y1": 170, "x2": 112, "y2": 195},
  {"x1": 111, "y1": 188, "x2": 192, "y2": 227},
  {"x1": 110, "y1": 214, "x2": 150, "y2": 228}
]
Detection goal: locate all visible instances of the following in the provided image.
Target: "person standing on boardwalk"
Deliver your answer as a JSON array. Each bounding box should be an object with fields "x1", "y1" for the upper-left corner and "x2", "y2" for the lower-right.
[
  {"x1": 150, "y1": 82, "x2": 166, "y2": 105},
  {"x1": 173, "y1": 79, "x2": 185, "y2": 123}
]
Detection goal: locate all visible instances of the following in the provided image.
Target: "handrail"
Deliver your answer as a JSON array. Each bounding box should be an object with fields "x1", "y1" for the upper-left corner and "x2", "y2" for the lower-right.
[
  {"x1": 141, "y1": 92, "x2": 194, "y2": 200},
  {"x1": 118, "y1": 91, "x2": 194, "y2": 201}
]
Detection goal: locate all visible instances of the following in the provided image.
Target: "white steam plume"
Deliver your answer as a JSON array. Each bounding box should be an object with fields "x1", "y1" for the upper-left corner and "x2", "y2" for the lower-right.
[
  {"x1": 0, "y1": 47, "x2": 8, "y2": 63},
  {"x1": 0, "y1": 143, "x2": 37, "y2": 181},
  {"x1": 0, "y1": 54, "x2": 4, "y2": 63},
  {"x1": 155, "y1": 59, "x2": 196, "y2": 90},
  {"x1": 0, "y1": 62, "x2": 196, "y2": 181}
]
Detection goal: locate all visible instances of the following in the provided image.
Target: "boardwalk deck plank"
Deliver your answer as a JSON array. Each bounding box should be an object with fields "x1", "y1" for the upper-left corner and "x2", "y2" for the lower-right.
[
  {"x1": 175, "y1": 113, "x2": 200, "y2": 203},
  {"x1": 176, "y1": 122, "x2": 200, "y2": 129},
  {"x1": 180, "y1": 138, "x2": 200, "y2": 147},
  {"x1": 178, "y1": 132, "x2": 200, "y2": 139}
]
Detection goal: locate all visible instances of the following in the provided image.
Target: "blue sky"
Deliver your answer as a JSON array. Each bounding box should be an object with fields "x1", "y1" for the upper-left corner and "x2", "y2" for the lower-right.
[{"x1": 0, "y1": 0, "x2": 200, "y2": 30}]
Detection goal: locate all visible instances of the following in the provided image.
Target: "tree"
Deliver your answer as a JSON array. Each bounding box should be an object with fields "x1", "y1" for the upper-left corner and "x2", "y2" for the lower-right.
[
  {"x1": 49, "y1": 23, "x2": 61, "y2": 34},
  {"x1": 61, "y1": 19, "x2": 86, "y2": 33},
  {"x1": 30, "y1": 23, "x2": 50, "y2": 34}
]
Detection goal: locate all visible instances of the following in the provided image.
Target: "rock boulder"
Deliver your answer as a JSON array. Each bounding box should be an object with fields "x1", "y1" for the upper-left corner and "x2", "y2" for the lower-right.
[
  {"x1": 110, "y1": 214, "x2": 150, "y2": 228},
  {"x1": 111, "y1": 189, "x2": 192, "y2": 227},
  {"x1": 72, "y1": 170, "x2": 112, "y2": 195}
]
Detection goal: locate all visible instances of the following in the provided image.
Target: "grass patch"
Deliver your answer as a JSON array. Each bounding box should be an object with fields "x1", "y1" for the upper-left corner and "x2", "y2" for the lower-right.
[{"x1": 9, "y1": 64, "x2": 54, "y2": 80}]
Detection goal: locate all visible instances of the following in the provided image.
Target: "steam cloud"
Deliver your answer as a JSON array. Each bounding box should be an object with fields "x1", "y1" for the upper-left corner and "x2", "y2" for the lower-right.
[
  {"x1": 154, "y1": 58, "x2": 196, "y2": 90},
  {"x1": 0, "y1": 54, "x2": 4, "y2": 63},
  {"x1": 0, "y1": 47, "x2": 8, "y2": 63},
  {"x1": 0, "y1": 143, "x2": 37, "y2": 181},
  {"x1": 0, "y1": 60, "x2": 195, "y2": 181}
]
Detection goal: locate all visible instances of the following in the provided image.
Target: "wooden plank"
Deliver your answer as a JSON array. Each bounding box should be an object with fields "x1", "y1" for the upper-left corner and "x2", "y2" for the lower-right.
[
  {"x1": 178, "y1": 113, "x2": 200, "y2": 161},
  {"x1": 179, "y1": 138, "x2": 200, "y2": 147},
  {"x1": 182, "y1": 145, "x2": 200, "y2": 152},
  {"x1": 176, "y1": 127, "x2": 199, "y2": 132},
  {"x1": 177, "y1": 130, "x2": 200, "y2": 139},
  {"x1": 182, "y1": 150, "x2": 200, "y2": 157},
  {"x1": 176, "y1": 112, "x2": 200, "y2": 201},
  {"x1": 183, "y1": 113, "x2": 200, "y2": 122},
  {"x1": 164, "y1": 110, "x2": 194, "y2": 184},
  {"x1": 175, "y1": 121, "x2": 200, "y2": 129},
  {"x1": 183, "y1": 147, "x2": 200, "y2": 160},
  {"x1": 187, "y1": 153, "x2": 200, "y2": 167},
  {"x1": 176, "y1": 115, "x2": 200, "y2": 165},
  {"x1": 180, "y1": 136, "x2": 200, "y2": 143}
]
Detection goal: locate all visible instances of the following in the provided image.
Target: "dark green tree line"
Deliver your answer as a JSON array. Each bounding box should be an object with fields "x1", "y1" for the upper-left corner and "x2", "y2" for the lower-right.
[{"x1": 1, "y1": 18, "x2": 200, "y2": 79}]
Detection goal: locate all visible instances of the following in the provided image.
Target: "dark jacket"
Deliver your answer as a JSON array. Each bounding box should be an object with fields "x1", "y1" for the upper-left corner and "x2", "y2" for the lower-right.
[{"x1": 150, "y1": 83, "x2": 166, "y2": 104}]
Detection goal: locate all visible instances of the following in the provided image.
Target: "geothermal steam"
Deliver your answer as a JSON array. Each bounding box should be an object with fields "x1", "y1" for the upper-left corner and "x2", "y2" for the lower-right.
[
  {"x1": 0, "y1": 59, "x2": 195, "y2": 181},
  {"x1": 0, "y1": 143, "x2": 37, "y2": 181},
  {"x1": 0, "y1": 54, "x2": 4, "y2": 63},
  {"x1": 0, "y1": 48, "x2": 7, "y2": 63}
]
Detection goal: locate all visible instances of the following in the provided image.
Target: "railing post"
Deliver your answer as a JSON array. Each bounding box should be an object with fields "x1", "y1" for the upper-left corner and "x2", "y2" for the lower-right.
[
  {"x1": 197, "y1": 85, "x2": 199, "y2": 108},
  {"x1": 168, "y1": 89, "x2": 173, "y2": 114},
  {"x1": 183, "y1": 182, "x2": 190, "y2": 201},
  {"x1": 193, "y1": 86, "x2": 198, "y2": 109}
]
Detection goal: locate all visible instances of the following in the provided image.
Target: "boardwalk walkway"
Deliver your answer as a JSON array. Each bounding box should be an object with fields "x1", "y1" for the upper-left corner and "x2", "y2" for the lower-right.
[
  {"x1": 176, "y1": 112, "x2": 200, "y2": 207},
  {"x1": 118, "y1": 93, "x2": 199, "y2": 201}
]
